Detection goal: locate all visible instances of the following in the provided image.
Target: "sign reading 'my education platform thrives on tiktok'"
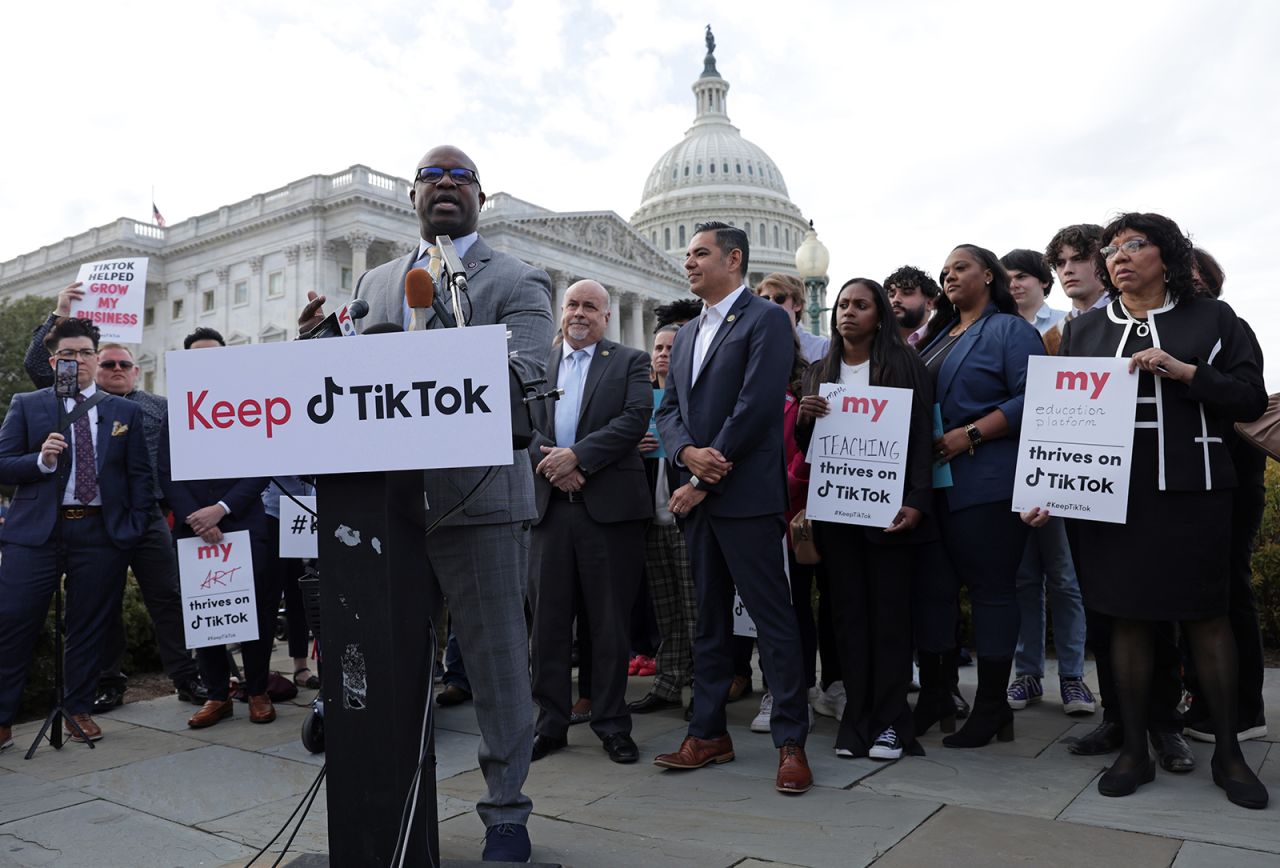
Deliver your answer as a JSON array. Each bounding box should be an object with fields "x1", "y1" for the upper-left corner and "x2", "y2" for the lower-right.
[{"x1": 1012, "y1": 356, "x2": 1139, "y2": 524}]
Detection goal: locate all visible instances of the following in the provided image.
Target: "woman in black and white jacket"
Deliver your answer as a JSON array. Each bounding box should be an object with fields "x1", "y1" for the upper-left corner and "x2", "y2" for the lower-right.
[{"x1": 1029, "y1": 212, "x2": 1267, "y2": 808}]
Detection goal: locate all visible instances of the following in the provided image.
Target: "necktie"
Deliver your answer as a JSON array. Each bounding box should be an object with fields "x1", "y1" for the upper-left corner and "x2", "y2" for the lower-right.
[
  {"x1": 426, "y1": 245, "x2": 443, "y2": 285},
  {"x1": 555, "y1": 350, "x2": 587, "y2": 448},
  {"x1": 72, "y1": 393, "x2": 98, "y2": 504}
]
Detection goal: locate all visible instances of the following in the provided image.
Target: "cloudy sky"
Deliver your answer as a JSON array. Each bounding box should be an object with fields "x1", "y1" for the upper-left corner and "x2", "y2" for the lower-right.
[{"x1": 4, "y1": 0, "x2": 1277, "y2": 385}]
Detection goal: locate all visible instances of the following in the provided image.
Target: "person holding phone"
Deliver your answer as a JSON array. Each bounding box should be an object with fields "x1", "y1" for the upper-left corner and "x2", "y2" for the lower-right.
[{"x1": 0, "y1": 317, "x2": 154, "y2": 748}]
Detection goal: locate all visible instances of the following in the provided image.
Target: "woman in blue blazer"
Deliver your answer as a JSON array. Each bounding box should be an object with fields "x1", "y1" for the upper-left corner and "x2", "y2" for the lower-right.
[{"x1": 918, "y1": 245, "x2": 1045, "y2": 748}]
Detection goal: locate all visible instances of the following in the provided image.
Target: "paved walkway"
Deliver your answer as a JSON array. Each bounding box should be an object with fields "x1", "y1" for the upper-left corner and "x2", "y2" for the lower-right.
[{"x1": 1, "y1": 656, "x2": 1277, "y2": 867}]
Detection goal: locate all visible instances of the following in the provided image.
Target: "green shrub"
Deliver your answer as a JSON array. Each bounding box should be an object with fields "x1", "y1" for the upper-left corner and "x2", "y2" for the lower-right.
[{"x1": 1252, "y1": 459, "x2": 1280, "y2": 648}]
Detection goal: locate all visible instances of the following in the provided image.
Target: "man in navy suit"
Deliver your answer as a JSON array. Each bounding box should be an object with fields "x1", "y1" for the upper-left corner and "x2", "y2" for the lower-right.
[
  {"x1": 653, "y1": 222, "x2": 813, "y2": 794},
  {"x1": 160, "y1": 328, "x2": 274, "y2": 730},
  {"x1": 0, "y1": 318, "x2": 153, "y2": 749}
]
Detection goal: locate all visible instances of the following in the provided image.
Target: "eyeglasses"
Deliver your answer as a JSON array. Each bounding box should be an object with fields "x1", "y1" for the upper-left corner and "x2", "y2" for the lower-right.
[
  {"x1": 99, "y1": 360, "x2": 135, "y2": 370},
  {"x1": 53, "y1": 349, "x2": 98, "y2": 360},
  {"x1": 414, "y1": 166, "x2": 480, "y2": 186},
  {"x1": 1100, "y1": 238, "x2": 1151, "y2": 260}
]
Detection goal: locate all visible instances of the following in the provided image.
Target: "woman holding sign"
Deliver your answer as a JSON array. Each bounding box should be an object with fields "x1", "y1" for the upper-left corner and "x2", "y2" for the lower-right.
[
  {"x1": 797, "y1": 278, "x2": 934, "y2": 760},
  {"x1": 1037, "y1": 213, "x2": 1268, "y2": 807},
  {"x1": 918, "y1": 245, "x2": 1045, "y2": 749}
]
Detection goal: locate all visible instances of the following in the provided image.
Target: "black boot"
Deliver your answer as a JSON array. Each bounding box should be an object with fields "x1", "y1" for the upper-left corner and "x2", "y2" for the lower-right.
[
  {"x1": 912, "y1": 651, "x2": 956, "y2": 735},
  {"x1": 943, "y1": 658, "x2": 1014, "y2": 749}
]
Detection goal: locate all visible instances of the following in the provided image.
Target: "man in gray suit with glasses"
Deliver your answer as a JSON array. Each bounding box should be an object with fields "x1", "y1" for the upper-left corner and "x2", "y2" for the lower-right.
[{"x1": 300, "y1": 144, "x2": 553, "y2": 863}]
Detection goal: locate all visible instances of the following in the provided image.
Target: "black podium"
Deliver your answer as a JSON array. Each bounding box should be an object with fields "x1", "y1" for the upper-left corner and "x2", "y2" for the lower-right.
[{"x1": 317, "y1": 470, "x2": 437, "y2": 867}]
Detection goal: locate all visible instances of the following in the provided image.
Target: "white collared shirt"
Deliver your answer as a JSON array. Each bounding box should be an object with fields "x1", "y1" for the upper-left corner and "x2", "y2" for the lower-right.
[
  {"x1": 795, "y1": 324, "x2": 830, "y2": 364},
  {"x1": 692, "y1": 284, "x2": 748, "y2": 384},
  {"x1": 560, "y1": 339, "x2": 598, "y2": 368},
  {"x1": 1066, "y1": 294, "x2": 1109, "y2": 321},
  {"x1": 38, "y1": 384, "x2": 103, "y2": 506},
  {"x1": 1030, "y1": 302, "x2": 1068, "y2": 335}
]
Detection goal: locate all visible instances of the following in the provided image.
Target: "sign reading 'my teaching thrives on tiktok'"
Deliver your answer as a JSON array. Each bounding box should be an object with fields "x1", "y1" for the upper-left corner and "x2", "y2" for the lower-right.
[
  {"x1": 805, "y1": 383, "x2": 912, "y2": 528},
  {"x1": 1012, "y1": 356, "x2": 1138, "y2": 524}
]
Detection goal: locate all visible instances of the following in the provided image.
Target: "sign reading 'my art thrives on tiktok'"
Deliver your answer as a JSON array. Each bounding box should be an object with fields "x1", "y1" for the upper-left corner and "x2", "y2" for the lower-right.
[
  {"x1": 1012, "y1": 356, "x2": 1138, "y2": 524},
  {"x1": 805, "y1": 383, "x2": 912, "y2": 528}
]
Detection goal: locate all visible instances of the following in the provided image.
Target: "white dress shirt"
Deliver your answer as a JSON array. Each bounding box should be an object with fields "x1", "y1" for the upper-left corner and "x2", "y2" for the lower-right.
[
  {"x1": 38, "y1": 384, "x2": 103, "y2": 506},
  {"x1": 692, "y1": 284, "x2": 748, "y2": 385}
]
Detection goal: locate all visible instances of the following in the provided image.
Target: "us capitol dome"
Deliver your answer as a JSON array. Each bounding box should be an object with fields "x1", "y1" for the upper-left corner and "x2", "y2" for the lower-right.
[{"x1": 631, "y1": 26, "x2": 810, "y2": 285}]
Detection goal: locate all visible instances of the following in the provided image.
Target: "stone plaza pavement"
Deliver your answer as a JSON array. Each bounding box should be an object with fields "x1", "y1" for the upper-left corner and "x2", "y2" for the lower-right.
[{"x1": 1, "y1": 655, "x2": 1278, "y2": 867}]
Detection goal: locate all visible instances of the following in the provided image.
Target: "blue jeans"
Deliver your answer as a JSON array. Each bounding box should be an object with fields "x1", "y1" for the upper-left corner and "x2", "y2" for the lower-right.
[{"x1": 1014, "y1": 517, "x2": 1086, "y2": 679}]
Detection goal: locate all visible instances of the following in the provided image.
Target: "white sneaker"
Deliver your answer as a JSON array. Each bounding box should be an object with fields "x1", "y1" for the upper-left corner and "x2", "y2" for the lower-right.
[
  {"x1": 835, "y1": 747, "x2": 854, "y2": 758},
  {"x1": 813, "y1": 681, "x2": 845, "y2": 719},
  {"x1": 750, "y1": 691, "x2": 773, "y2": 733},
  {"x1": 869, "y1": 726, "x2": 903, "y2": 760}
]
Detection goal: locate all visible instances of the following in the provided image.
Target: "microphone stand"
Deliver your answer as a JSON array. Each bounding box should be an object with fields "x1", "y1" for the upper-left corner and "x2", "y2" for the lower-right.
[{"x1": 26, "y1": 384, "x2": 94, "y2": 758}]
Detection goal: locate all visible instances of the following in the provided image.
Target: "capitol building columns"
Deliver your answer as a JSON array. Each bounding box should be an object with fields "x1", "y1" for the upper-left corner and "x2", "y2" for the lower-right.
[{"x1": 622, "y1": 291, "x2": 647, "y2": 351}]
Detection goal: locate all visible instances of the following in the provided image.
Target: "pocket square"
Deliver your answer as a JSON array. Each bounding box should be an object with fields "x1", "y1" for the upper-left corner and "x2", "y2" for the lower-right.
[{"x1": 111, "y1": 421, "x2": 129, "y2": 437}]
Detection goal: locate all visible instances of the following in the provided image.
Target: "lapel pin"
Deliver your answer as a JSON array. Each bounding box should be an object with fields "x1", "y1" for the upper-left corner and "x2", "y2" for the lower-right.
[
  {"x1": 727, "y1": 314, "x2": 737, "y2": 322},
  {"x1": 602, "y1": 350, "x2": 610, "y2": 356},
  {"x1": 467, "y1": 261, "x2": 477, "y2": 269}
]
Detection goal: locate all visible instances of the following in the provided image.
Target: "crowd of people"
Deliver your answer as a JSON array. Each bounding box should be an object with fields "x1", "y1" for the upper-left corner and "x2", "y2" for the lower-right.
[{"x1": 0, "y1": 140, "x2": 1271, "y2": 863}]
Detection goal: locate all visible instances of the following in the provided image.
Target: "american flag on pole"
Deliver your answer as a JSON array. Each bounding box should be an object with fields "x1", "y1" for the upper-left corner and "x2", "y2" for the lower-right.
[{"x1": 152, "y1": 202, "x2": 167, "y2": 228}]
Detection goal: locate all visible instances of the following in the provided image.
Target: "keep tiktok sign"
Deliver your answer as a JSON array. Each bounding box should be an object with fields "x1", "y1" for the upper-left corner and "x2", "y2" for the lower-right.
[
  {"x1": 165, "y1": 326, "x2": 513, "y2": 479},
  {"x1": 805, "y1": 383, "x2": 912, "y2": 528},
  {"x1": 177, "y1": 530, "x2": 259, "y2": 649},
  {"x1": 1012, "y1": 357, "x2": 1138, "y2": 524}
]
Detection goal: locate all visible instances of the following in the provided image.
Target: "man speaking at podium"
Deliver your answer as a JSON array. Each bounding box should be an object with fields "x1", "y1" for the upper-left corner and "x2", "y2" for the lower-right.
[{"x1": 301, "y1": 145, "x2": 553, "y2": 862}]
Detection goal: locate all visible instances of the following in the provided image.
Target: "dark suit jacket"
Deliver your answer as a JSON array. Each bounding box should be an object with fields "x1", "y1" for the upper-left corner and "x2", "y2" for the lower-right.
[
  {"x1": 528, "y1": 340, "x2": 654, "y2": 525},
  {"x1": 0, "y1": 389, "x2": 154, "y2": 548},
  {"x1": 352, "y1": 235, "x2": 554, "y2": 526},
  {"x1": 656, "y1": 289, "x2": 792, "y2": 518},
  {"x1": 921, "y1": 306, "x2": 1045, "y2": 510},
  {"x1": 157, "y1": 425, "x2": 269, "y2": 541}
]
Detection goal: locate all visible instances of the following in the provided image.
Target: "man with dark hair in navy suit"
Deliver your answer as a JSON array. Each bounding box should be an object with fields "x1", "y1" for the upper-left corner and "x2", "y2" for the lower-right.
[
  {"x1": 653, "y1": 221, "x2": 813, "y2": 794},
  {"x1": 160, "y1": 328, "x2": 275, "y2": 730},
  {"x1": 0, "y1": 317, "x2": 154, "y2": 749}
]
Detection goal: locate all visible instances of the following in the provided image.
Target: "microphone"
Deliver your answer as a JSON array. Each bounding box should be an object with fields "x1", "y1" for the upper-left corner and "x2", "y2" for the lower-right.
[
  {"x1": 435, "y1": 235, "x2": 468, "y2": 328},
  {"x1": 301, "y1": 298, "x2": 370, "y2": 340},
  {"x1": 405, "y1": 268, "x2": 435, "y2": 331}
]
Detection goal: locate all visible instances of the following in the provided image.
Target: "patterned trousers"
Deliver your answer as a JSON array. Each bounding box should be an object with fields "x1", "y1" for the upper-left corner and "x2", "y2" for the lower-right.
[{"x1": 645, "y1": 521, "x2": 696, "y2": 700}]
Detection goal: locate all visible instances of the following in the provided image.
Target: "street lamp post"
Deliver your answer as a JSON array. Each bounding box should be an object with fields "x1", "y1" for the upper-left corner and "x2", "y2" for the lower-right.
[{"x1": 795, "y1": 220, "x2": 830, "y2": 335}]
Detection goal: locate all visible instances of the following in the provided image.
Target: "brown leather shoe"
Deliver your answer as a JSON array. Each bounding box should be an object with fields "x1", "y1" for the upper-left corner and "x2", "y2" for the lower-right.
[
  {"x1": 653, "y1": 734, "x2": 735, "y2": 769},
  {"x1": 0, "y1": 723, "x2": 12, "y2": 751},
  {"x1": 188, "y1": 699, "x2": 234, "y2": 729},
  {"x1": 727, "y1": 675, "x2": 753, "y2": 703},
  {"x1": 776, "y1": 740, "x2": 813, "y2": 794},
  {"x1": 248, "y1": 694, "x2": 276, "y2": 724},
  {"x1": 65, "y1": 713, "x2": 103, "y2": 743}
]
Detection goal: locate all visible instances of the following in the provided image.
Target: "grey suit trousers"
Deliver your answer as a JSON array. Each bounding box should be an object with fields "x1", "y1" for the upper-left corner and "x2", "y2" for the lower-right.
[{"x1": 426, "y1": 520, "x2": 534, "y2": 827}]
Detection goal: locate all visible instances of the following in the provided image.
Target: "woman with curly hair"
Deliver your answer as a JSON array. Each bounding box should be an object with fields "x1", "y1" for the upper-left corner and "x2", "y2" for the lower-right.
[{"x1": 1025, "y1": 213, "x2": 1268, "y2": 807}]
